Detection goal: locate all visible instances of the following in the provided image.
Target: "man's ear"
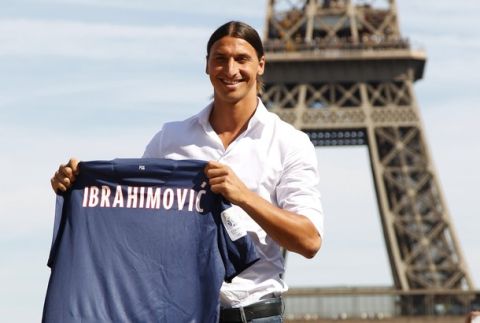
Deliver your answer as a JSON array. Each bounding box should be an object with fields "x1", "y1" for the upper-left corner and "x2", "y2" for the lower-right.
[
  {"x1": 205, "y1": 56, "x2": 209, "y2": 75},
  {"x1": 258, "y1": 56, "x2": 266, "y2": 76}
]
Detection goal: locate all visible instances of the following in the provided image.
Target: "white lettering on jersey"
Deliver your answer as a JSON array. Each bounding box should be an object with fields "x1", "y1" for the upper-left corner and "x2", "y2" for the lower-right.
[
  {"x1": 146, "y1": 187, "x2": 161, "y2": 209},
  {"x1": 112, "y1": 185, "x2": 124, "y2": 208},
  {"x1": 196, "y1": 190, "x2": 206, "y2": 212},
  {"x1": 82, "y1": 187, "x2": 89, "y2": 207},
  {"x1": 139, "y1": 187, "x2": 145, "y2": 208},
  {"x1": 127, "y1": 186, "x2": 139, "y2": 208},
  {"x1": 100, "y1": 186, "x2": 111, "y2": 207},
  {"x1": 177, "y1": 188, "x2": 188, "y2": 210},
  {"x1": 188, "y1": 189, "x2": 195, "y2": 212},
  {"x1": 163, "y1": 188, "x2": 174, "y2": 210},
  {"x1": 88, "y1": 186, "x2": 99, "y2": 207},
  {"x1": 82, "y1": 185, "x2": 209, "y2": 213}
]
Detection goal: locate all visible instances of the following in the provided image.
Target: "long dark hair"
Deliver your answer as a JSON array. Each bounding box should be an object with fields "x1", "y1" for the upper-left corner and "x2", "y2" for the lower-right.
[{"x1": 207, "y1": 21, "x2": 265, "y2": 93}]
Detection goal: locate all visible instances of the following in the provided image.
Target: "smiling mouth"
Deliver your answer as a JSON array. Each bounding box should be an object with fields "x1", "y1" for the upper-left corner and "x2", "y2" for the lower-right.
[{"x1": 220, "y1": 78, "x2": 243, "y2": 86}]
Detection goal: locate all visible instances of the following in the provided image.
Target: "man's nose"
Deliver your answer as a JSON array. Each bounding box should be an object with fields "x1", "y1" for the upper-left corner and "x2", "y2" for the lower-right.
[{"x1": 225, "y1": 58, "x2": 238, "y2": 77}]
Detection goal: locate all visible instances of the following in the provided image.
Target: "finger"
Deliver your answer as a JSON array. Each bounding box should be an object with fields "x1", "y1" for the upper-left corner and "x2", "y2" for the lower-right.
[
  {"x1": 54, "y1": 170, "x2": 72, "y2": 187},
  {"x1": 208, "y1": 176, "x2": 228, "y2": 186},
  {"x1": 56, "y1": 183, "x2": 68, "y2": 192},
  {"x1": 59, "y1": 164, "x2": 75, "y2": 177},
  {"x1": 204, "y1": 160, "x2": 228, "y2": 174},
  {"x1": 51, "y1": 177, "x2": 67, "y2": 192},
  {"x1": 67, "y1": 158, "x2": 80, "y2": 175},
  {"x1": 50, "y1": 177, "x2": 58, "y2": 192},
  {"x1": 209, "y1": 183, "x2": 226, "y2": 195},
  {"x1": 206, "y1": 160, "x2": 223, "y2": 168},
  {"x1": 205, "y1": 168, "x2": 229, "y2": 179},
  {"x1": 58, "y1": 168, "x2": 75, "y2": 183}
]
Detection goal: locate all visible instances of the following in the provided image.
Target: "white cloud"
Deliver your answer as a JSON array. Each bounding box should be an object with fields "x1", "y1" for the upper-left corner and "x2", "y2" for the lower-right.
[
  {"x1": 0, "y1": 19, "x2": 209, "y2": 60},
  {"x1": 6, "y1": 0, "x2": 265, "y2": 27},
  {"x1": 1, "y1": 76, "x2": 211, "y2": 112},
  {"x1": 34, "y1": 0, "x2": 265, "y2": 19}
]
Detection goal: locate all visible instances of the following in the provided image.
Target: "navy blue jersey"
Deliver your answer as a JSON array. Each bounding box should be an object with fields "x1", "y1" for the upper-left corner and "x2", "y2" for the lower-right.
[{"x1": 43, "y1": 159, "x2": 259, "y2": 323}]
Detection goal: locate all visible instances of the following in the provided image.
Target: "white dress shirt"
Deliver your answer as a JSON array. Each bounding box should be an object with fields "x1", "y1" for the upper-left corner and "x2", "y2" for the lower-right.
[{"x1": 143, "y1": 98, "x2": 324, "y2": 307}]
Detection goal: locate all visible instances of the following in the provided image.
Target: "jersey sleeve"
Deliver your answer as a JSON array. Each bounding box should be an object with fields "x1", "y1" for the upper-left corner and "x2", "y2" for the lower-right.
[
  {"x1": 215, "y1": 200, "x2": 260, "y2": 283},
  {"x1": 47, "y1": 193, "x2": 67, "y2": 268}
]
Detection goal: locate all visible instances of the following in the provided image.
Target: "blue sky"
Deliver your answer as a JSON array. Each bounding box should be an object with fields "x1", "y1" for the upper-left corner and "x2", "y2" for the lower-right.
[{"x1": 1, "y1": 0, "x2": 479, "y2": 321}]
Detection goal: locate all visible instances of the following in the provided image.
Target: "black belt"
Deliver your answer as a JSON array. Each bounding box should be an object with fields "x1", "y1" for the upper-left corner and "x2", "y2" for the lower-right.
[{"x1": 220, "y1": 298, "x2": 283, "y2": 322}]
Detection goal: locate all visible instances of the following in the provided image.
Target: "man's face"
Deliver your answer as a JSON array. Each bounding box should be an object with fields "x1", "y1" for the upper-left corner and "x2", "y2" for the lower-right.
[{"x1": 206, "y1": 36, "x2": 265, "y2": 105}]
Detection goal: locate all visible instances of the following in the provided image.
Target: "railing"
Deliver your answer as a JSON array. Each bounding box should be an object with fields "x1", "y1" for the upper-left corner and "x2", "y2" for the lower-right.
[
  {"x1": 264, "y1": 38, "x2": 411, "y2": 53},
  {"x1": 283, "y1": 287, "x2": 480, "y2": 321}
]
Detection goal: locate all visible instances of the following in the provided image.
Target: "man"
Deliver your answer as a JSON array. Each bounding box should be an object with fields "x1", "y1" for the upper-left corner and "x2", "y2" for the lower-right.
[
  {"x1": 51, "y1": 21, "x2": 324, "y2": 322},
  {"x1": 466, "y1": 311, "x2": 480, "y2": 323}
]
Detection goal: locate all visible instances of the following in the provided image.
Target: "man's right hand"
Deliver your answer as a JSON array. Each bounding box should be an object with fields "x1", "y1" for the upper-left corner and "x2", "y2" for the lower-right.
[{"x1": 50, "y1": 158, "x2": 79, "y2": 193}]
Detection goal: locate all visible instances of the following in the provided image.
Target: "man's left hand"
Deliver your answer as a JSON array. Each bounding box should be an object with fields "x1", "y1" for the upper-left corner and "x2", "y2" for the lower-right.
[{"x1": 204, "y1": 161, "x2": 251, "y2": 205}]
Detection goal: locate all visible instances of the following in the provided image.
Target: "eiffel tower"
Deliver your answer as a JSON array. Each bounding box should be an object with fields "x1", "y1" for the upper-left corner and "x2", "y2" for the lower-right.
[{"x1": 261, "y1": 0, "x2": 474, "y2": 313}]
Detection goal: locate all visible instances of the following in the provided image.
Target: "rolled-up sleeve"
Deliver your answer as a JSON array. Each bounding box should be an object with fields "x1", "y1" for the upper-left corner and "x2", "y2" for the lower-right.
[{"x1": 276, "y1": 134, "x2": 324, "y2": 239}]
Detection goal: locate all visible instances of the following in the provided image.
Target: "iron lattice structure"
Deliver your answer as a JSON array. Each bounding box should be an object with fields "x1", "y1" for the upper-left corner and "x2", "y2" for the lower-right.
[{"x1": 262, "y1": 0, "x2": 474, "y2": 296}]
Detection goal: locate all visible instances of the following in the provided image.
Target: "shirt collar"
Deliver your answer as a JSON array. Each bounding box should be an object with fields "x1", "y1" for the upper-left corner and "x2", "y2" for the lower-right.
[{"x1": 196, "y1": 97, "x2": 269, "y2": 130}]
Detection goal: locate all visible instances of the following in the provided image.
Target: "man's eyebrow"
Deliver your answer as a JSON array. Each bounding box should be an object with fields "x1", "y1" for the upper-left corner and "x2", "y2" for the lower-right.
[{"x1": 236, "y1": 53, "x2": 252, "y2": 59}]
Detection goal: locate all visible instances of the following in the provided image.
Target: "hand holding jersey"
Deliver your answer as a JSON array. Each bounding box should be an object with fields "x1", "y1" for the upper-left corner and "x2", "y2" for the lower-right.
[
  {"x1": 50, "y1": 158, "x2": 79, "y2": 193},
  {"x1": 205, "y1": 161, "x2": 251, "y2": 206},
  {"x1": 205, "y1": 161, "x2": 320, "y2": 259}
]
